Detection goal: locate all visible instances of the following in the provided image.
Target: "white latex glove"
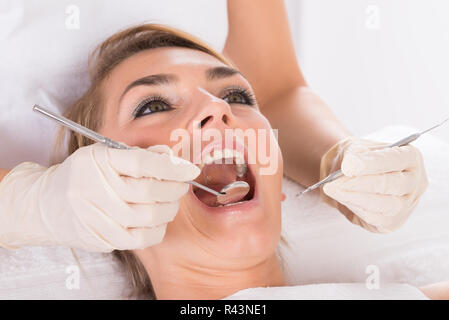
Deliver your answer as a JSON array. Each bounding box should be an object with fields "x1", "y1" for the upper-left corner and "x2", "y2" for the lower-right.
[
  {"x1": 320, "y1": 137, "x2": 428, "y2": 233},
  {"x1": 0, "y1": 143, "x2": 200, "y2": 252}
]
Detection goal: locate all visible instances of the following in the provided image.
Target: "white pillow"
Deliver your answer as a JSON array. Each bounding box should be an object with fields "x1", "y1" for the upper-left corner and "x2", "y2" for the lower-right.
[
  {"x1": 0, "y1": 0, "x2": 228, "y2": 169},
  {"x1": 0, "y1": 125, "x2": 447, "y2": 299},
  {"x1": 224, "y1": 283, "x2": 429, "y2": 300}
]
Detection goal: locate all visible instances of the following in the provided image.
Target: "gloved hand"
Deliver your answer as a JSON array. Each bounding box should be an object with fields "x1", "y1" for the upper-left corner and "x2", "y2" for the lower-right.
[
  {"x1": 0, "y1": 143, "x2": 200, "y2": 252},
  {"x1": 320, "y1": 137, "x2": 428, "y2": 233}
]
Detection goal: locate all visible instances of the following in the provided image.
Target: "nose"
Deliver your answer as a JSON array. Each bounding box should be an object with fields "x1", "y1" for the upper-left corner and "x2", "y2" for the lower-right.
[{"x1": 188, "y1": 87, "x2": 234, "y2": 131}]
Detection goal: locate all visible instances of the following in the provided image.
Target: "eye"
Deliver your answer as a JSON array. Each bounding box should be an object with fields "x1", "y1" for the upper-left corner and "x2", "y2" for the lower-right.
[
  {"x1": 133, "y1": 95, "x2": 172, "y2": 118},
  {"x1": 222, "y1": 87, "x2": 257, "y2": 106}
]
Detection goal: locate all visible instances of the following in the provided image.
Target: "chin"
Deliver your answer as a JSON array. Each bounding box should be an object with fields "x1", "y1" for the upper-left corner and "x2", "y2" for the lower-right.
[
  {"x1": 168, "y1": 139, "x2": 283, "y2": 262},
  {"x1": 218, "y1": 222, "x2": 282, "y2": 260},
  {"x1": 180, "y1": 165, "x2": 283, "y2": 261}
]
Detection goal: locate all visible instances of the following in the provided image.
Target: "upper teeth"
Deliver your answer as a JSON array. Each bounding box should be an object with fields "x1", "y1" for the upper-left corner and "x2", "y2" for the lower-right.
[{"x1": 199, "y1": 148, "x2": 248, "y2": 177}]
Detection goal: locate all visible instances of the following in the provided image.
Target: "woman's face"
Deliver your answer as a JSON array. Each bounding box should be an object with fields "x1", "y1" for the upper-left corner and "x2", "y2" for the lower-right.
[{"x1": 99, "y1": 47, "x2": 283, "y2": 272}]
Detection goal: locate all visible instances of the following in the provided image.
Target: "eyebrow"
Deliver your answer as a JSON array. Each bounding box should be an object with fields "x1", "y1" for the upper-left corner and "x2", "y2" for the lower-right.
[
  {"x1": 206, "y1": 66, "x2": 242, "y2": 81},
  {"x1": 119, "y1": 66, "x2": 243, "y2": 104}
]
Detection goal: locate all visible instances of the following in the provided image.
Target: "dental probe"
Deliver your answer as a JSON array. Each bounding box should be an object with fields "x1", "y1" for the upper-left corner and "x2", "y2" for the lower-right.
[
  {"x1": 298, "y1": 117, "x2": 449, "y2": 196},
  {"x1": 33, "y1": 104, "x2": 250, "y2": 205}
]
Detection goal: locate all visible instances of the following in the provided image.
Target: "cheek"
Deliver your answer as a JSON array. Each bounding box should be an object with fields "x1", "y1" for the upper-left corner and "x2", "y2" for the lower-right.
[
  {"x1": 125, "y1": 126, "x2": 172, "y2": 149},
  {"x1": 101, "y1": 121, "x2": 177, "y2": 150},
  {"x1": 247, "y1": 123, "x2": 283, "y2": 179},
  {"x1": 256, "y1": 127, "x2": 283, "y2": 245},
  {"x1": 260, "y1": 156, "x2": 283, "y2": 233}
]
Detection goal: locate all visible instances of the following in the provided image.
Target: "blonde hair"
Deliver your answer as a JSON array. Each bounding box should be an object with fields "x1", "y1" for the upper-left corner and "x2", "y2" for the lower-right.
[{"x1": 52, "y1": 23, "x2": 288, "y2": 300}]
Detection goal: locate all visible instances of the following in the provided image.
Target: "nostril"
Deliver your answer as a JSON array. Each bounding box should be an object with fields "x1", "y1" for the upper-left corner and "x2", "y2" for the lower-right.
[
  {"x1": 200, "y1": 116, "x2": 212, "y2": 128},
  {"x1": 222, "y1": 114, "x2": 228, "y2": 124}
]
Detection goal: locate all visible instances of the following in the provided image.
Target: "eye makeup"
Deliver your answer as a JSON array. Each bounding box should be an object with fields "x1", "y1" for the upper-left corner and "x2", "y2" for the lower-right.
[
  {"x1": 131, "y1": 85, "x2": 257, "y2": 119},
  {"x1": 132, "y1": 94, "x2": 173, "y2": 118},
  {"x1": 220, "y1": 85, "x2": 257, "y2": 106}
]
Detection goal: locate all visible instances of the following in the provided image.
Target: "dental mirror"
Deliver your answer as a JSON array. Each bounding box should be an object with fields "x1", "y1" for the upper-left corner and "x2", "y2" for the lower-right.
[
  {"x1": 33, "y1": 104, "x2": 251, "y2": 206},
  {"x1": 187, "y1": 180, "x2": 250, "y2": 205},
  {"x1": 217, "y1": 180, "x2": 250, "y2": 205}
]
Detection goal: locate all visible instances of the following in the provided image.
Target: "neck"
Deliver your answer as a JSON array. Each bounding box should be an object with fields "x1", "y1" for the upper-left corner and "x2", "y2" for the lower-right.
[{"x1": 143, "y1": 253, "x2": 285, "y2": 300}]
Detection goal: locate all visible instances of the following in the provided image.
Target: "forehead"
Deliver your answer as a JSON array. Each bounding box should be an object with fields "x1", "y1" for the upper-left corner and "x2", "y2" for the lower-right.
[{"x1": 110, "y1": 47, "x2": 228, "y2": 79}]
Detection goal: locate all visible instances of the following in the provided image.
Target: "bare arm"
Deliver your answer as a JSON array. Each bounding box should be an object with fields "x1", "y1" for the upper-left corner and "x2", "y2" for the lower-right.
[
  {"x1": 419, "y1": 281, "x2": 449, "y2": 300},
  {"x1": 0, "y1": 169, "x2": 9, "y2": 183},
  {"x1": 223, "y1": 0, "x2": 351, "y2": 186}
]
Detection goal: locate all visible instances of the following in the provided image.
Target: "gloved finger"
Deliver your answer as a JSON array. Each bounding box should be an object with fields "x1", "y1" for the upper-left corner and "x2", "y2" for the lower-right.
[
  {"x1": 335, "y1": 202, "x2": 384, "y2": 233},
  {"x1": 146, "y1": 144, "x2": 173, "y2": 155},
  {"x1": 102, "y1": 144, "x2": 201, "y2": 182},
  {"x1": 75, "y1": 197, "x2": 155, "y2": 251},
  {"x1": 339, "y1": 201, "x2": 391, "y2": 228},
  {"x1": 115, "y1": 176, "x2": 190, "y2": 203},
  {"x1": 126, "y1": 202, "x2": 179, "y2": 227},
  {"x1": 329, "y1": 171, "x2": 418, "y2": 195},
  {"x1": 376, "y1": 197, "x2": 420, "y2": 232},
  {"x1": 99, "y1": 201, "x2": 179, "y2": 229},
  {"x1": 343, "y1": 139, "x2": 390, "y2": 154},
  {"x1": 343, "y1": 197, "x2": 417, "y2": 232},
  {"x1": 128, "y1": 224, "x2": 168, "y2": 249},
  {"x1": 341, "y1": 145, "x2": 421, "y2": 176},
  {"x1": 323, "y1": 180, "x2": 410, "y2": 216}
]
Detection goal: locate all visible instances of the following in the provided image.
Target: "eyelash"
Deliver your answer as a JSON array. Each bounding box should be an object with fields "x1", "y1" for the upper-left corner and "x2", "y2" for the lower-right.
[{"x1": 132, "y1": 86, "x2": 257, "y2": 119}]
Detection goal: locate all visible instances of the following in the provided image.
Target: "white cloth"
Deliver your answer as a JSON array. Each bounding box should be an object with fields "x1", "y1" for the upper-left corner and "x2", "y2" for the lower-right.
[
  {"x1": 0, "y1": 0, "x2": 228, "y2": 168},
  {"x1": 0, "y1": 125, "x2": 448, "y2": 299},
  {"x1": 224, "y1": 283, "x2": 429, "y2": 300},
  {"x1": 0, "y1": 246, "x2": 134, "y2": 299}
]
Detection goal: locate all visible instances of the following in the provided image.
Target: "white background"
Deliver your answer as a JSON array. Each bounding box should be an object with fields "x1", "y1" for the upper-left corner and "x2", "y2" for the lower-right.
[{"x1": 284, "y1": 0, "x2": 449, "y2": 142}]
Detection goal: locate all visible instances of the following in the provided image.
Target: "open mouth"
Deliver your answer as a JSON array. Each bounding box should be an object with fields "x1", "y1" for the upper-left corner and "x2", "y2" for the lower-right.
[{"x1": 192, "y1": 149, "x2": 256, "y2": 207}]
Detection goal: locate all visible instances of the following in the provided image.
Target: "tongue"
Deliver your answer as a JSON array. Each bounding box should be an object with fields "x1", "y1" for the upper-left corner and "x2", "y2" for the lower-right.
[{"x1": 195, "y1": 163, "x2": 238, "y2": 206}]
